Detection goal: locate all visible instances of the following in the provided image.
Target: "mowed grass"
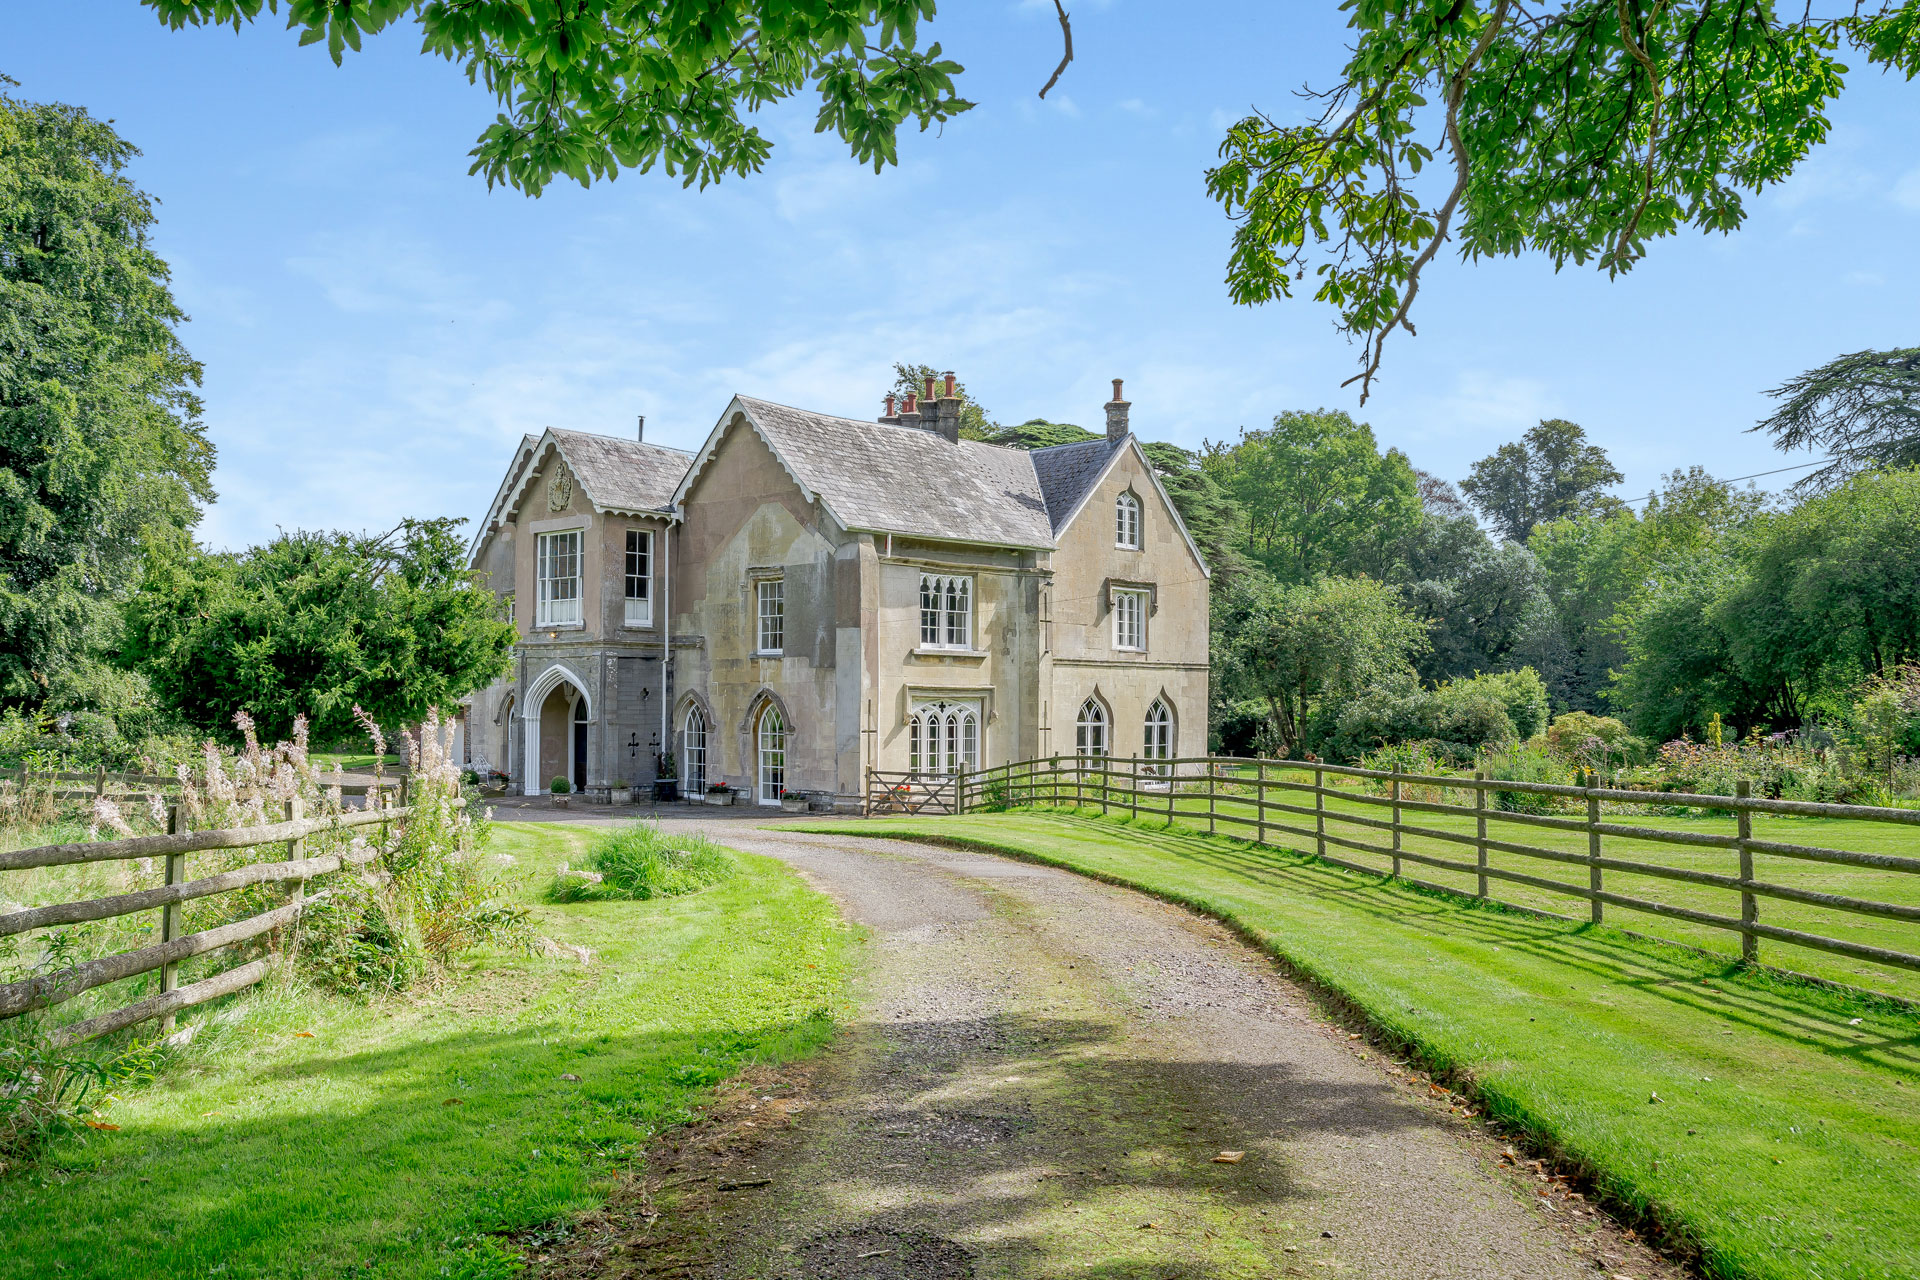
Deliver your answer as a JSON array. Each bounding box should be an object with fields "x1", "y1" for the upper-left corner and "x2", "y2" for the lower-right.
[
  {"x1": 784, "y1": 809, "x2": 1920, "y2": 1280},
  {"x1": 1005, "y1": 767, "x2": 1920, "y2": 998},
  {"x1": 2, "y1": 821, "x2": 854, "y2": 1280}
]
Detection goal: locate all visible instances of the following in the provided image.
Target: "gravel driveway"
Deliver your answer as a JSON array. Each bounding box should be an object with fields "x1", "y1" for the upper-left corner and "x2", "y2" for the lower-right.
[{"x1": 576, "y1": 819, "x2": 1669, "y2": 1280}]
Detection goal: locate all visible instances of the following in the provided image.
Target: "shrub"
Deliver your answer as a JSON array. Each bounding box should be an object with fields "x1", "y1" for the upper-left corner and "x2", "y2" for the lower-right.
[
  {"x1": 1318, "y1": 670, "x2": 1525, "y2": 763},
  {"x1": 549, "y1": 776, "x2": 571, "y2": 795},
  {"x1": 1479, "y1": 740, "x2": 1571, "y2": 814},
  {"x1": 550, "y1": 821, "x2": 735, "y2": 903},
  {"x1": 1454, "y1": 667, "x2": 1551, "y2": 740},
  {"x1": 1546, "y1": 711, "x2": 1645, "y2": 770}
]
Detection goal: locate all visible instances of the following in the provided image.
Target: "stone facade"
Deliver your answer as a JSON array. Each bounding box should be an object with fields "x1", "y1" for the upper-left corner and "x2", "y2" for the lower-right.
[{"x1": 463, "y1": 382, "x2": 1210, "y2": 808}]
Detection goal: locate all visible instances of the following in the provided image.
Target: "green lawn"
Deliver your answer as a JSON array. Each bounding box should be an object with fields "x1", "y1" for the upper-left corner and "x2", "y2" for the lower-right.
[
  {"x1": 998, "y1": 767, "x2": 1920, "y2": 998},
  {"x1": 1, "y1": 821, "x2": 853, "y2": 1280},
  {"x1": 785, "y1": 808, "x2": 1920, "y2": 1280}
]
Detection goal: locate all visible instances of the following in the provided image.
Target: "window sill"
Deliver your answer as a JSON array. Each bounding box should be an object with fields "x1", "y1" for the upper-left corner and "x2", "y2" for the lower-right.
[
  {"x1": 1114, "y1": 543, "x2": 1142, "y2": 551},
  {"x1": 755, "y1": 650, "x2": 785, "y2": 659},
  {"x1": 533, "y1": 621, "x2": 586, "y2": 633},
  {"x1": 912, "y1": 647, "x2": 988, "y2": 660},
  {"x1": 620, "y1": 623, "x2": 657, "y2": 633},
  {"x1": 1113, "y1": 646, "x2": 1147, "y2": 655}
]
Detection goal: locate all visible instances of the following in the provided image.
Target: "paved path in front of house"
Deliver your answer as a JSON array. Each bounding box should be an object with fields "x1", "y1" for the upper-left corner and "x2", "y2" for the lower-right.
[{"x1": 549, "y1": 819, "x2": 1672, "y2": 1280}]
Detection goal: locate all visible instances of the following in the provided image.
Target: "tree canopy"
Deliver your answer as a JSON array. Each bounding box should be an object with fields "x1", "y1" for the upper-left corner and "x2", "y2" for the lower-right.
[
  {"x1": 146, "y1": 1, "x2": 971, "y2": 195},
  {"x1": 1213, "y1": 573, "x2": 1429, "y2": 758},
  {"x1": 124, "y1": 519, "x2": 516, "y2": 744},
  {"x1": 1461, "y1": 418, "x2": 1622, "y2": 543},
  {"x1": 0, "y1": 90, "x2": 214, "y2": 716},
  {"x1": 1202, "y1": 408, "x2": 1421, "y2": 584},
  {"x1": 1754, "y1": 346, "x2": 1920, "y2": 492},
  {"x1": 1204, "y1": 2, "x2": 1919, "y2": 398}
]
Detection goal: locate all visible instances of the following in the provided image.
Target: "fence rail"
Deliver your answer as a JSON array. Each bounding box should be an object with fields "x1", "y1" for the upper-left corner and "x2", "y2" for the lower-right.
[
  {"x1": 2, "y1": 795, "x2": 413, "y2": 1047},
  {"x1": 942, "y1": 754, "x2": 1920, "y2": 990},
  {"x1": 2, "y1": 765, "x2": 404, "y2": 805}
]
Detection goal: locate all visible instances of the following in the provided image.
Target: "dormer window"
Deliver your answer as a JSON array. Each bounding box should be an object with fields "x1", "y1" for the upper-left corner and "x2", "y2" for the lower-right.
[
  {"x1": 1116, "y1": 491, "x2": 1142, "y2": 549},
  {"x1": 624, "y1": 529, "x2": 652, "y2": 627},
  {"x1": 919, "y1": 574, "x2": 973, "y2": 649}
]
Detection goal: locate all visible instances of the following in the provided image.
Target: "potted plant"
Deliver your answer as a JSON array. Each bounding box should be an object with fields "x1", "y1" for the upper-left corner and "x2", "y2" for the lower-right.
[
  {"x1": 609, "y1": 782, "x2": 632, "y2": 806},
  {"x1": 654, "y1": 752, "x2": 678, "y2": 802},
  {"x1": 550, "y1": 776, "x2": 571, "y2": 808},
  {"x1": 779, "y1": 788, "x2": 808, "y2": 813},
  {"x1": 704, "y1": 781, "x2": 733, "y2": 807}
]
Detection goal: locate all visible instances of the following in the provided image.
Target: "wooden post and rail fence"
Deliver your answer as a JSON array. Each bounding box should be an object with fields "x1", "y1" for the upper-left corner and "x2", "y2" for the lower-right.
[
  {"x1": 1, "y1": 778, "x2": 408, "y2": 1049},
  {"x1": 866, "y1": 755, "x2": 1920, "y2": 989}
]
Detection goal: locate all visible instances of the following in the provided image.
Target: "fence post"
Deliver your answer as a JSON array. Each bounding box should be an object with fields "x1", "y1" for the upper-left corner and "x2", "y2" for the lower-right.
[
  {"x1": 1474, "y1": 770, "x2": 1489, "y2": 899},
  {"x1": 1206, "y1": 760, "x2": 1216, "y2": 836},
  {"x1": 95, "y1": 765, "x2": 107, "y2": 800},
  {"x1": 1130, "y1": 757, "x2": 1141, "y2": 820},
  {"x1": 160, "y1": 804, "x2": 185, "y2": 1035},
  {"x1": 1390, "y1": 767, "x2": 1403, "y2": 878},
  {"x1": 1051, "y1": 755, "x2": 1060, "y2": 808},
  {"x1": 1314, "y1": 765, "x2": 1326, "y2": 860},
  {"x1": 1586, "y1": 769, "x2": 1603, "y2": 925},
  {"x1": 955, "y1": 766, "x2": 968, "y2": 815},
  {"x1": 1251, "y1": 760, "x2": 1265, "y2": 845},
  {"x1": 1099, "y1": 756, "x2": 1109, "y2": 817},
  {"x1": 1737, "y1": 778, "x2": 1757, "y2": 964}
]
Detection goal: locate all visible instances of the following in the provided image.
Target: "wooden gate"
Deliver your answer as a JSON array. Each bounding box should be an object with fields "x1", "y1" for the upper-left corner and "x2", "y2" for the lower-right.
[{"x1": 865, "y1": 770, "x2": 961, "y2": 816}]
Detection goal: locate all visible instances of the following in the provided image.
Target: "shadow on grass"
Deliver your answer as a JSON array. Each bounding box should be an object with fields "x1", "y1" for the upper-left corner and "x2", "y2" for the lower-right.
[
  {"x1": 4, "y1": 1014, "x2": 833, "y2": 1280},
  {"x1": 840, "y1": 811, "x2": 1920, "y2": 1077}
]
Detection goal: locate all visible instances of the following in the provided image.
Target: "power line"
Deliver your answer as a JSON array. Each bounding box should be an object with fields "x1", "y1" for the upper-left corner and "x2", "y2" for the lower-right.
[{"x1": 1616, "y1": 457, "x2": 1833, "y2": 506}]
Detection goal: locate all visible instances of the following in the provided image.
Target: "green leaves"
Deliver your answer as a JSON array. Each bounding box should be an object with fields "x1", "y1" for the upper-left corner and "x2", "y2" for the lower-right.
[
  {"x1": 123, "y1": 518, "x2": 517, "y2": 744},
  {"x1": 1208, "y1": 2, "x2": 1889, "y2": 398},
  {"x1": 0, "y1": 92, "x2": 211, "y2": 713},
  {"x1": 143, "y1": 1, "x2": 974, "y2": 195}
]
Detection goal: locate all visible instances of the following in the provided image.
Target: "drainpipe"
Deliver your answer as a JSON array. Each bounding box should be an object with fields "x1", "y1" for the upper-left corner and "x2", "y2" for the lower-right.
[{"x1": 660, "y1": 517, "x2": 672, "y2": 772}]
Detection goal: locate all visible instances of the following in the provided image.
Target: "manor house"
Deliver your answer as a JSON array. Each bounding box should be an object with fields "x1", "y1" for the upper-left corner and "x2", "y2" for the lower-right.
[{"x1": 462, "y1": 377, "x2": 1210, "y2": 808}]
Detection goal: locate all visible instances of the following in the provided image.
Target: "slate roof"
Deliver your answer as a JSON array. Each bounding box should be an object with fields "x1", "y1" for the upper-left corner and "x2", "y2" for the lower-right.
[
  {"x1": 1029, "y1": 437, "x2": 1122, "y2": 534},
  {"x1": 549, "y1": 429, "x2": 693, "y2": 514},
  {"x1": 715, "y1": 396, "x2": 1059, "y2": 549}
]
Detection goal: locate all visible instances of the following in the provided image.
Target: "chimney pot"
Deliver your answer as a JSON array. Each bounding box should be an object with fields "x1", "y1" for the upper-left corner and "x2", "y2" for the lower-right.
[
  {"x1": 904, "y1": 392, "x2": 917, "y2": 413},
  {"x1": 922, "y1": 375, "x2": 936, "y2": 403},
  {"x1": 1104, "y1": 377, "x2": 1131, "y2": 445},
  {"x1": 637, "y1": 414, "x2": 646, "y2": 443},
  {"x1": 943, "y1": 371, "x2": 957, "y2": 398},
  {"x1": 884, "y1": 393, "x2": 897, "y2": 417}
]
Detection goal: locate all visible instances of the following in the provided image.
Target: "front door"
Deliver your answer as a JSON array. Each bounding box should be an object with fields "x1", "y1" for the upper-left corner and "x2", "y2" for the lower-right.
[{"x1": 573, "y1": 703, "x2": 588, "y2": 790}]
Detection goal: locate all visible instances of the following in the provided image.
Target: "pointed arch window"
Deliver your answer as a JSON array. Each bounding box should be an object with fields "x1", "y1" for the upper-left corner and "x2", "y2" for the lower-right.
[
  {"x1": 755, "y1": 703, "x2": 786, "y2": 804},
  {"x1": 1075, "y1": 698, "x2": 1108, "y2": 758},
  {"x1": 682, "y1": 705, "x2": 708, "y2": 793},
  {"x1": 908, "y1": 700, "x2": 979, "y2": 775},
  {"x1": 1116, "y1": 491, "x2": 1142, "y2": 549},
  {"x1": 1143, "y1": 698, "x2": 1172, "y2": 773},
  {"x1": 919, "y1": 574, "x2": 973, "y2": 649}
]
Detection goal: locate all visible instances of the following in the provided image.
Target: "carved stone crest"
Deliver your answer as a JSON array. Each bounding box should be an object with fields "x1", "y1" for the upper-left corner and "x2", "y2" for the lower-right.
[{"x1": 547, "y1": 466, "x2": 573, "y2": 512}]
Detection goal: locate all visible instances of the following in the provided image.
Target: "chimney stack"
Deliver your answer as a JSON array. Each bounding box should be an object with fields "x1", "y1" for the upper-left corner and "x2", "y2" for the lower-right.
[
  {"x1": 1105, "y1": 378, "x2": 1130, "y2": 445},
  {"x1": 637, "y1": 414, "x2": 646, "y2": 443}
]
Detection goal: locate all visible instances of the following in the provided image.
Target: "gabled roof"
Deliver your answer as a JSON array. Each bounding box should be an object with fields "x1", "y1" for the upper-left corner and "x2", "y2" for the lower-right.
[
  {"x1": 470, "y1": 428, "x2": 693, "y2": 564},
  {"x1": 1030, "y1": 437, "x2": 1119, "y2": 534},
  {"x1": 545, "y1": 428, "x2": 692, "y2": 514},
  {"x1": 675, "y1": 395, "x2": 1058, "y2": 550},
  {"x1": 1031, "y1": 434, "x2": 1213, "y2": 579}
]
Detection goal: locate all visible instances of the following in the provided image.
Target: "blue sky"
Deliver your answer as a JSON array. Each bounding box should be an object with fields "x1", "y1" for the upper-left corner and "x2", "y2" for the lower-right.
[{"x1": 12, "y1": 3, "x2": 1920, "y2": 550}]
